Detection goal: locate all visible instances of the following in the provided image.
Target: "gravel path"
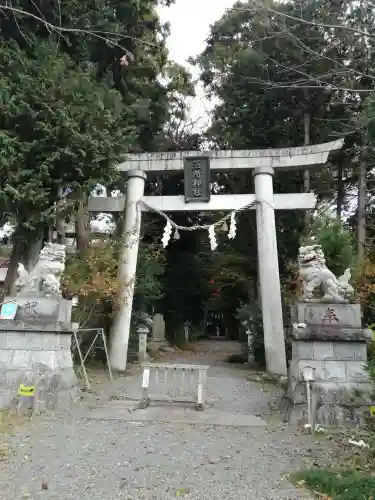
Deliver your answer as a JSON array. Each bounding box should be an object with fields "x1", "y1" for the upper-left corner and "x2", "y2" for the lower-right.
[{"x1": 0, "y1": 341, "x2": 333, "y2": 500}]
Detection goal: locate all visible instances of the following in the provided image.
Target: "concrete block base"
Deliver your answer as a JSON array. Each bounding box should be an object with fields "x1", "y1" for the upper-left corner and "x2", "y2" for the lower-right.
[
  {"x1": 0, "y1": 325, "x2": 79, "y2": 413},
  {"x1": 284, "y1": 302, "x2": 372, "y2": 427},
  {"x1": 285, "y1": 326, "x2": 372, "y2": 427},
  {"x1": 284, "y1": 380, "x2": 372, "y2": 427}
]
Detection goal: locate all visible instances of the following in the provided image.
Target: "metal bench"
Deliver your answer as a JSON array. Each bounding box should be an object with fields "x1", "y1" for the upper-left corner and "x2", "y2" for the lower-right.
[{"x1": 140, "y1": 363, "x2": 210, "y2": 411}]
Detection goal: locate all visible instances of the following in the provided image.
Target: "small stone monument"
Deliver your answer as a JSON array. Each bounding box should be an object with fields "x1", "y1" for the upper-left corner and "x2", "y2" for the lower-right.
[
  {"x1": 0, "y1": 243, "x2": 79, "y2": 412},
  {"x1": 285, "y1": 244, "x2": 372, "y2": 426},
  {"x1": 136, "y1": 312, "x2": 153, "y2": 362}
]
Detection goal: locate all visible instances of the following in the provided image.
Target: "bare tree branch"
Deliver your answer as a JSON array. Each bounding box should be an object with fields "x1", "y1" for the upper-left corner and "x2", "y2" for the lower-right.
[
  {"x1": 0, "y1": 4, "x2": 159, "y2": 55},
  {"x1": 245, "y1": 1, "x2": 375, "y2": 40},
  {"x1": 214, "y1": 1, "x2": 375, "y2": 94}
]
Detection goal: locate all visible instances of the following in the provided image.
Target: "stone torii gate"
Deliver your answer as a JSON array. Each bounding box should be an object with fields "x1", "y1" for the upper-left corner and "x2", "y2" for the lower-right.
[{"x1": 88, "y1": 139, "x2": 343, "y2": 375}]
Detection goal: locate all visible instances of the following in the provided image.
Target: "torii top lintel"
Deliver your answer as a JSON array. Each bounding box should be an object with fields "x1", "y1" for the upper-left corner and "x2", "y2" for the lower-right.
[{"x1": 118, "y1": 139, "x2": 344, "y2": 173}]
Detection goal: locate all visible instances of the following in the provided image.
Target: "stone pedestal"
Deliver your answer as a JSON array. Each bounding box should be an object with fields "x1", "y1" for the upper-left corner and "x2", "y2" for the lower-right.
[
  {"x1": 0, "y1": 296, "x2": 79, "y2": 413},
  {"x1": 0, "y1": 321, "x2": 79, "y2": 412},
  {"x1": 285, "y1": 302, "x2": 372, "y2": 426}
]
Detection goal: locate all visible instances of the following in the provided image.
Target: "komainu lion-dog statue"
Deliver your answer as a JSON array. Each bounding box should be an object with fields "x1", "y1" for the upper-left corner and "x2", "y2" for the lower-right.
[{"x1": 298, "y1": 244, "x2": 354, "y2": 303}]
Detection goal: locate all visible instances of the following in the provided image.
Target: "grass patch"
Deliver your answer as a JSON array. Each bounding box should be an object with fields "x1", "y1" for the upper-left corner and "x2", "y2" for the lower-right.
[
  {"x1": 0, "y1": 411, "x2": 27, "y2": 433},
  {"x1": 175, "y1": 342, "x2": 199, "y2": 352},
  {"x1": 226, "y1": 353, "x2": 247, "y2": 364},
  {"x1": 247, "y1": 371, "x2": 281, "y2": 385},
  {"x1": 292, "y1": 468, "x2": 375, "y2": 499}
]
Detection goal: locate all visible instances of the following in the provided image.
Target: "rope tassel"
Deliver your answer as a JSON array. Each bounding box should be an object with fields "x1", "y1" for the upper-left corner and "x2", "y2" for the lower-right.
[
  {"x1": 208, "y1": 225, "x2": 217, "y2": 251},
  {"x1": 162, "y1": 220, "x2": 173, "y2": 248},
  {"x1": 228, "y1": 212, "x2": 237, "y2": 240}
]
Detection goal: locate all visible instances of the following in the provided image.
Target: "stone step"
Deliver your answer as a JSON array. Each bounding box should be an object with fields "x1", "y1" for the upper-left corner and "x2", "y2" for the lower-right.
[{"x1": 85, "y1": 403, "x2": 267, "y2": 427}]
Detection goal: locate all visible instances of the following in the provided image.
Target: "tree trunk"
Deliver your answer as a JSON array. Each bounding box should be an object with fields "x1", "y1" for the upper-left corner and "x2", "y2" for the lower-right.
[
  {"x1": 1, "y1": 222, "x2": 49, "y2": 301},
  {"x1": 303, "y1": 110, "x2": 311, "y2": 230},
  {"x1": 357, "y1": 133, "x2": 367, "y2": 265},
  {"x1": 25, "y1": 236, "x2": 44, "y2": 270},
  {"x1": 56, "y1": 189, "x2": 67, "y2": 245},
  {"x1": 336, "y1": 160, "x2": 345, "y2": 221},
  {"x1": 1, "y1": 229, "x2": 43, "y2": 298},
  {"x1": 2, "y1": 239, "x2": 24, "y2": 298},
  {"x1": 75, "y1": 193, "x2": 90, "y2": 253}
]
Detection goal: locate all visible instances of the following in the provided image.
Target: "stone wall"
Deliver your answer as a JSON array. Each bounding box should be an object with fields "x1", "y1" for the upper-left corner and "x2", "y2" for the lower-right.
[
  {"x1": 292, "y1": 339, "x2": 367, "y2": 383},
  {"x1": 0, "y1": 324, "x2": 78, "y2": 412}
]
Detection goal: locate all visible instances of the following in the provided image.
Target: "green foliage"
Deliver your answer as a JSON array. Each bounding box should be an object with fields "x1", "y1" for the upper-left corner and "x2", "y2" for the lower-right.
[
  {"x1": 195, "y1": 0, "x2": 375, "y2": 223},
  {"x1": 292, "y1": 468, "x2": 375, "y2": 499},
  {"x1": 365, "y1": 325, "x2": 375, "y2": 397},
  {"x1": 0, "y1": 0, "x2": 174, "y2": 153},
  {"x1": 0, "y1": 0, "x2": 193, "y2": 300},
  {"x1": 367, "y1": 341, "x2": 375, "y2": 362},
  {"x1": 368, "y1": 325, "x2": 375, "y2": 361},
  {"x1": 236, "y1": 302, "x2": 293, "y2": 365},
  {"x1": 304, "y1": 217, "x2": 356, "y2": 277},
  {"x1": 0, "y1": 38, "x2": 130, "y2": 234},
  {"x1": 162, "y1": 232, "x2": 207, "y2": 333},
  {"x1": 365, "y1": 360, "x2": 375, "y2": 399},
  {"x1": 365, "y1": 88, "x2": 375, "y2": 148},
  {"x1": 135, "y1": 242, "x2": 166, "y2": 308},
  {"x1": 62, "y1": 240, "x2": 165, "y2": 330},
  {"x1": 195, "y1": 0, "x2": 359, "y2": 150}
]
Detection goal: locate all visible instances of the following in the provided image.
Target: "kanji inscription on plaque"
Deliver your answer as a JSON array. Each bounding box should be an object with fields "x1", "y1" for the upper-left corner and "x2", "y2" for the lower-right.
[{"x1": 184, "y1": 156, "x2": 210, "y2": 203}]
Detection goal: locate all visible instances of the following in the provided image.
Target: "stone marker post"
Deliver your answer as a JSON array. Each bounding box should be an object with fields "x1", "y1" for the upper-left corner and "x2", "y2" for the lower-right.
[
  {"x1": 184, "y1": 321, "x2": 190, "y2": 344},
  {"x1": 149, "y1": 313, "x2": 166, "y2": 349},
  {"x1": 137, "y1": 325, "x2": 149, "y2": 363}
]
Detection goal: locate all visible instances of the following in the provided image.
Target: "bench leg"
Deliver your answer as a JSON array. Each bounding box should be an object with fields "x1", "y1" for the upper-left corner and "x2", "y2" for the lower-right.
[
  {"x1": 139, "y1": 397, "x2": 149, "y2": 409},
  {"x1": 196, "y1": 370, "x2": 204, "y2": 411}
]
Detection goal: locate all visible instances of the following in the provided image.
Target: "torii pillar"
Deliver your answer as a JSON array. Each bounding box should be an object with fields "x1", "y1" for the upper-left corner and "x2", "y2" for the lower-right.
[
  {"x1": 253, "y1": 166, "x2": 286, "y2": 375},
  {"x1": 109, "y1": 170, "x2": 147, "y2": 372}
]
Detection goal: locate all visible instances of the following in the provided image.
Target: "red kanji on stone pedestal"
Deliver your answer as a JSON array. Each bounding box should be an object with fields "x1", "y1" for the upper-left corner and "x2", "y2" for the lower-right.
[{"x1": 322, "y1": 307, "x2": 339, "y2": 325}]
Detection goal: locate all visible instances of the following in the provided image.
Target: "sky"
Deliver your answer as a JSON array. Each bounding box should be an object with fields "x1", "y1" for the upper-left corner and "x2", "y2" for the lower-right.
[{"x1": 157, "y1": 0, "x2": 237, "y2": 130}]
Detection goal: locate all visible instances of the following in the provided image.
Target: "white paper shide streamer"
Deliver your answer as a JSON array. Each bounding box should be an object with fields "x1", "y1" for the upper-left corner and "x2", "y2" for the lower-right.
[
  {"x1": 228, "y1": 211, "x2": 237, "y2": 240},
  {"x1": 208, "y1": 225, "x2": 217, "y2": 251},
  {"x1": 162, "y1": 220, "x2": 173, "y2": 248}
]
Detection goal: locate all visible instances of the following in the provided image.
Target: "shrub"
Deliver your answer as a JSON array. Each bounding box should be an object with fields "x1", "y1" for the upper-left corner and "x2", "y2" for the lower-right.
[
  {"x1": 303, "y1": 216, "x2": 356, "y2": 278},
  {"x1": 226, "y1": 352, "x2": 248, "y2": 364},
  {"x1": 367, "y1": 324, "x2": 375, "y2": 362},
  {"x1": 236, "y1": 302, "x2": 265, "y2": 365},
  {"x1": 62, "y1": 240, "x2": 165, "y2": 331},
  {"x1": 236, "y1": 301, "x2": 294, "y2": 367},
  {"x1": 292, "y1": 468, "x2": 375, "y2": 499},
  {"x1": 356, "y1": 260, "x2": 375, "y2": 325}
]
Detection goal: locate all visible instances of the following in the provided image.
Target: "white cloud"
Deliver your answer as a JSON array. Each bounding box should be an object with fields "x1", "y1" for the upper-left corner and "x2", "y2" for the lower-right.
[{"x1": 158, "y1": 0, "x2": 237, "y2": 131}]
